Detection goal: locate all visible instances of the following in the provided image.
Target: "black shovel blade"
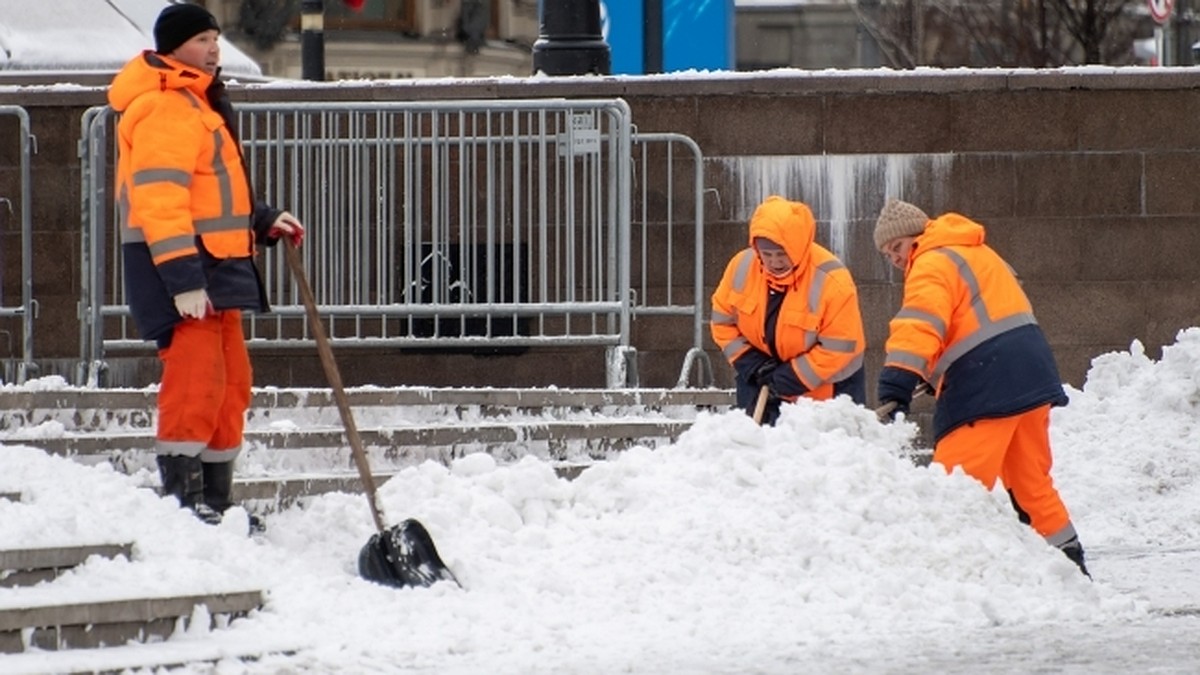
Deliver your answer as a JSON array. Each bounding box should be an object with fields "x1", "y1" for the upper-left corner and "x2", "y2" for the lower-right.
[{"x1": 358, "y1": 518, "x2": 460, "y2": 589}]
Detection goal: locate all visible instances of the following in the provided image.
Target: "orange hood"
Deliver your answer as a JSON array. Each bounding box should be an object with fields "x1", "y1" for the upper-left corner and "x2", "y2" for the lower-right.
[
  {"x1": 747, "y1": 196, "x2": 815, "y2": 287},
  {"x1": 108, "y1": 50, "x2": 213, "y2": 113}
]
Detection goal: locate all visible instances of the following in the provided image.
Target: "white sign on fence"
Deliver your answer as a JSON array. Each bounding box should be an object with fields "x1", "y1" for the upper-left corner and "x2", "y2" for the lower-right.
[{"x1": 560, "y1": 112, "x2": 601, "y2": 157}]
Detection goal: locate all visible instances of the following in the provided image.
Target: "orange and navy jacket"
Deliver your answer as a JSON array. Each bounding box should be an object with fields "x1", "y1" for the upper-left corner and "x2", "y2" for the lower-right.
[
  {"x1": 879, "y1": 212, "x2": 1067, "y2": 441},
  {"x1": 710, "y1": 196, "x2": 865, "y2": 403},
  {"x1": 107, "y1": 51, "x2": 279, "y2": 342}
]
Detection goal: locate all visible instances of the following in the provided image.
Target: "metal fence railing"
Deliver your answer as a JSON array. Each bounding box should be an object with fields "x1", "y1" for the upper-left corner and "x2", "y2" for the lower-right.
[
  {"x1": 630, "y1": 131, "x2": 710, "y2": 388},
  {"x1": 0, "y1": 106, "x2": 36, "y2": 384},
  {"x1": 79, "y1": 98, "x2": 710, "y2": 388}
]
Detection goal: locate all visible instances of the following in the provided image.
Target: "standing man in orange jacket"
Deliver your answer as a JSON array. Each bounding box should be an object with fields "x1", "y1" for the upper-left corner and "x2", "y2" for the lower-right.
[
  {"x1": 108, "y1": 4, "x2": 305, "y2": 526},
  {"x1": 711, "y1": 196, "x2": 866, "y2": 426},
  {"x1": 873, "y1": 199, "x2": 1089, "y2": 577}
]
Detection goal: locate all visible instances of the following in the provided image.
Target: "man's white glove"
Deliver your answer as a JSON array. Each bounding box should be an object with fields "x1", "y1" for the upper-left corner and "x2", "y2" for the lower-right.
[{"x1": 174, "y1": 288, "x2": 210, "y2": 319}]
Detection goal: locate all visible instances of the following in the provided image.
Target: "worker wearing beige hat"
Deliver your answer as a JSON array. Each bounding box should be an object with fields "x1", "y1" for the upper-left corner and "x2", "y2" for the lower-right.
[{"x1": 873, "y1": 199, "x2": 1088, "y2": 577}]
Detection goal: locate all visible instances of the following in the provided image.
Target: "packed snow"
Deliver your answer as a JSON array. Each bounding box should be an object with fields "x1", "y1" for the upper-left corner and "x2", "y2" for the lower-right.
[{"x1": 2, "y1": 328, "x2": 1200, "y2": 672}]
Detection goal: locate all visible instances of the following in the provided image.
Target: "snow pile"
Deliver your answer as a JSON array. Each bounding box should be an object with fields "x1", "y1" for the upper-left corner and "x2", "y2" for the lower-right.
[
  {"x1": 9, "y1": 328, "x2": 1200, "y2": 671},
  {"x1": 1053, "y1": 327, "x2": 1200, "y2": 549},
  {"x1": 1, "y1": 394, "x2": 1136, "y2": 673}
]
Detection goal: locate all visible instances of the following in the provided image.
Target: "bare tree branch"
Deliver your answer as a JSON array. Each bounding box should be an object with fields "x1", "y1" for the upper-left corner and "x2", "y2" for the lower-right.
[{"x1": 853, "y1": 0, "x2": 1143, "y2": 68}]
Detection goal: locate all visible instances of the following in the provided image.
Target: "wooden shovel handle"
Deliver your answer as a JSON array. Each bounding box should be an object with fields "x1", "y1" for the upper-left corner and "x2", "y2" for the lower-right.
[
  {"x1": 874, "y1": 399, "x2": 900, "y2": 423},
  {"x1": 752, "y1": 385, "x2": 770, "y2": 425},
  {"x1": 283, "y1": 241, "x2": 387, "y2": 533},
  {"x1": 874, "y1": 382, "x2": 933, "y2": 423}
]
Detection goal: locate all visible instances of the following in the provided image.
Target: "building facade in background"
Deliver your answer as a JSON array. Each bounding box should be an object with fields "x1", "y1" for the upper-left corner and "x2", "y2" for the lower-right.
[
  {"x1": 210, "y1": 0, "x2": 1187, "y2": 82},
  {"x1": 212, "y1": 0, "x2": 539, "y2": 79},
  {"x1": 214, "y1": 0, "x2": 739, "y2": 79},
  {"x1": 735, "y1": 0, "x2": 1195, "y2": 70},
  {"x1": 0, "y1": 0, "x2": 1184, "y2": 84}
]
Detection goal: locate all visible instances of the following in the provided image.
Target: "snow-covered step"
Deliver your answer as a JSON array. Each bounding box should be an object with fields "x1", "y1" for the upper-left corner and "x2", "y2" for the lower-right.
[
  {"x1": 0, "y1": 387, "x2": 735, "y2": 433},
  {"x1": 1, "y1": 385, "x2": 733, "y2": 510},
  {"x1": 0, "y1": 543, "x2": 134, "y2": 588},
  {"x1": 0, "y1": 639, "x2": 298, "y2": 675},
  {"x1": 233, "y1": 463, "x2": 588, "y2": 511},
  {"x1": 11, "y1": 419, "x2": 694, "y2": 459},
  {"x1": 233, "y1": 473, "x2": 395, "y2": 509},
  {"x1": 0, "y1": 590, "x2": 263, "y2": 654}
]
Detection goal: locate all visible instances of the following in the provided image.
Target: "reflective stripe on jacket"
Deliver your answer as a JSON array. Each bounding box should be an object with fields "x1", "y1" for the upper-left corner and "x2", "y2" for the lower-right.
[
  {"x1": 108, "y1": 51, "x2": 272, "y2": 341},
  {"x1": 885, "y1": 212, "x2": 1067, "y2": 439},
  {"x1": 710, "y1": 196, "x2": 865, "y2": 401}
]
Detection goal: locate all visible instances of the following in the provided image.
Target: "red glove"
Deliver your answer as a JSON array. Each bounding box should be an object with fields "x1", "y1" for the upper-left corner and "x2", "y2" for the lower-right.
[{"x1": 269, "y1": 212, "x2": 305, "y2": 247}]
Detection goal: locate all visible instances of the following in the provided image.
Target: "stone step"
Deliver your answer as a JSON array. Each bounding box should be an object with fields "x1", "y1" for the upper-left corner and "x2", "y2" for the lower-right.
[
  {"x1": 0, "y1": 387, "x2": 734, "y2": 410},
  {"x1": 0, "y1": 473, "x2": 586, "y2": 520},
  {"x1": 9, "y1": 419, "x2": 694, "y2": 458},
  {"x1": 0, "y1": 639, "x2": 299, "y2": 675},
  {"x1": 0, "y1": 387, "x2": 735, "y2": 432},
  {"x1": 233, "y1": 463, "x2": 589, "y2": 511},
  {"x1": 2, "y1": 386, "x2": 728, "y2": 513},
  {"x1": 0, "y1": 543, "x2": 134, "y2": 588},
  {"x1": 0, "y1": 590, "x2": 263, "y2": 654},
  {"x1": 234, "y1": 473, "x2": 394, "y2": 509}
]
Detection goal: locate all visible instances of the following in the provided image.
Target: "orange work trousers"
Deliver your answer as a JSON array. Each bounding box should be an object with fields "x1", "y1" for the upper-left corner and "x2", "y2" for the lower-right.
[
  {"x1": 156, "y1": 309, "x2": 251, "y2": 461},
  {"x1": 932, "y1": 404, "x2": 1072, "y2": 542}
]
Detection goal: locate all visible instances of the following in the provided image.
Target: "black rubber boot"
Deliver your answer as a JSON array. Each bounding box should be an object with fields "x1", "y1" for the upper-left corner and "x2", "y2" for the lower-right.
[
  {"x1": 201, "y1": 461, "x2": 236, "y2": 514},
  {"x1": 156, "y1": 455, "x2": 222, "y2": 525},
  {"x1": 203, "y1": 460, "x2": 265, "y2": 534},
  {"x1": 1059, "y1": 536, "x2": 1091, "y2": 579}
]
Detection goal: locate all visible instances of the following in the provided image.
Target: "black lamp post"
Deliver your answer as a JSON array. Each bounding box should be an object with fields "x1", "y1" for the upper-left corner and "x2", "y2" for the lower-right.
[
  {"x1": 301, "y1": 0, "x2": 326, "y2": 81},
  {"x1": 531, "y1": 0, "x2": 611, "y2": 76},
  {"x1": 643, "y1": 0, "x2": 662, "y2": 74}
]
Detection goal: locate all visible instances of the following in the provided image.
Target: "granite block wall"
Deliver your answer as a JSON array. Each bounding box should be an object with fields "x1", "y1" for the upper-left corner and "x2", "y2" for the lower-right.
[{"x1": 1, "y1": 70, "x2": 1198, "y2": 393}]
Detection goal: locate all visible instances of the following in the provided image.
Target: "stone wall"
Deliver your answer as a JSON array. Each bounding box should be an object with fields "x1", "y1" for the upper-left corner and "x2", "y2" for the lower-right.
[{"x1": 2, "y1": 69, "x2": 1198, "y2": 394}]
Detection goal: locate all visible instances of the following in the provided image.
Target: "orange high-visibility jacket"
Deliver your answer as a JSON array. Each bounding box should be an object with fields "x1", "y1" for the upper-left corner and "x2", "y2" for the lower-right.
[
  {"x1": 710, "y1": 197, "x2": 865, "y2": 400},
  {"x1": 108, "y1": 51, "x2": 274, "y2": 341},
  {"x1": 883, "y1": 212, "x2": 1066, "y2": 439}
]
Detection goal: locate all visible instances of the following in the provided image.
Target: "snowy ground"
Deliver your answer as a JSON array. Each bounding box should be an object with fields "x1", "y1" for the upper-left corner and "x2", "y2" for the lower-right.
[{"x1": 2, "y1": 329, "x2": 1200, "y2": 673}]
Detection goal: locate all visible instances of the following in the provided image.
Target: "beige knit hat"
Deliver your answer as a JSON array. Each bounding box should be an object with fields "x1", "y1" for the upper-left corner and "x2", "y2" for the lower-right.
[{"x1": 873, "y1": 199, "x2": 930, "y2": 251}]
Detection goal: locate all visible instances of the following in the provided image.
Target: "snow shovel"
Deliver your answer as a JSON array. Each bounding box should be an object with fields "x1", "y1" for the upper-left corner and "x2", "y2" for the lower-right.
[{"x1": 283, "y1": 241, "x2": 459, "y2": 589}]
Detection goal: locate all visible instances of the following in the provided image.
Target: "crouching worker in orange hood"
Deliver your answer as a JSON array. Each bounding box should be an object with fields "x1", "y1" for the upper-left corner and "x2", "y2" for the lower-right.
[
  {"x1": 107, "y1": 4, "x2": 306, "y2": 530},
  {"x1": 710, "y1": 196, "x2": 866, "y2": 426},
  {"x1": 873, "y1": 198, "x2": 1089, "y2": 578}
]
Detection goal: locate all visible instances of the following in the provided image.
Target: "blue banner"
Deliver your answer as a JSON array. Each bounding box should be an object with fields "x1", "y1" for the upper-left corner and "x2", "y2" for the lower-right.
[
  {"x1": 600, "y1": 0, "x2": 733, "y2": 75},
  {"x1": 601, "y1": 0, "x2": 643, "y2": 74},
  {"x1": 662, "y1": 0, "x2": 735, "y2": 72}
]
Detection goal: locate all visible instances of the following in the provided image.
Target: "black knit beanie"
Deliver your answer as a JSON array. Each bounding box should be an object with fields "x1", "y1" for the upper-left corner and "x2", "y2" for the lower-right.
[{"x1": 154, "y1": 3, "x2": 221, "y2": 55}]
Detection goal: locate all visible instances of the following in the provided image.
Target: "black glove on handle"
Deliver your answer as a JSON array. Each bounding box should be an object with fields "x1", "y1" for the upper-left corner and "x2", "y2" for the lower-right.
[
  {"x1": 752, "y1": 358, "x2": 780, "y2": 389},
  {"x1": 876, "y1": 365, "x2": 921, "y2": 422},
  {"x1": 734, "y1": 350, "x2": 774, "y2": 386}
]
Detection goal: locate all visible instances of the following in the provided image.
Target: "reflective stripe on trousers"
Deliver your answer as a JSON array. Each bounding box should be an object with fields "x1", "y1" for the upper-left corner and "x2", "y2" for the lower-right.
[{"x1": 156, "y1": 310, "x2": 250, "y2": 462}]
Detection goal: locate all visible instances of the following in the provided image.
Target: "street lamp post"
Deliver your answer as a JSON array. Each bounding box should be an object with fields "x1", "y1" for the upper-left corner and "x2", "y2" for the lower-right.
[
  {"x1": 301, "y1": 0, "x2": 326, "y2": 81},
  {"x1": 643, "y1": 0, "x2": 662, "y2": 74},
  {"x1": 531, "y1": 0, "x2": 611, "y2": 76}
]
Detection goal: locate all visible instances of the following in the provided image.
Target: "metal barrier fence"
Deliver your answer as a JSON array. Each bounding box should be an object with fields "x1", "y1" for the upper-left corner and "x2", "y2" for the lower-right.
[
  {"x1": 0, "y1": 106, "x2": 36, "y2": 384},
  {"x1": 629, "y1": 131, "x2": 711, "y2": 388},
  {"x1": 79, "y1": 98, "x2": 710, "y2": 388}
]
